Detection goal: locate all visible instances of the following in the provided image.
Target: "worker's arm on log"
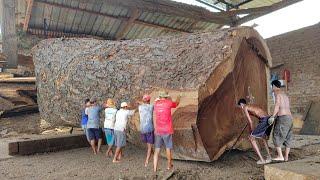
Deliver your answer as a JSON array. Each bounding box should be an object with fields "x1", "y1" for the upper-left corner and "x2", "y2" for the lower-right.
[
  {"x1": 243, "y1": 106, "x2": 254, "y2": 132},
  {"x1": 174, "y1": 95, "x2": 181, "y2": 107},
  {"x1": 128, "y1": 101, "x2": 139, "y2": 110},
  {"x1": 102, "y1": 102, "x2": 107, "y2": 109},
  {"x1": 127, "y1": 102, "x2": 137, "y2": 115},
  {"x1": 272, "y1": 95, "x2": 280, "y2": 117}
]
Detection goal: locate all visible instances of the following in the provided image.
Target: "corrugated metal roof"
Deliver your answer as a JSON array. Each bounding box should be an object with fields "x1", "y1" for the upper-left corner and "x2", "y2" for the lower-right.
[
  {"x1": 196, "y1": 0, "x2": 282, "y2": 10},
  {"x1": 24, "y1": 0, "x2": 301, "y2": 40}
]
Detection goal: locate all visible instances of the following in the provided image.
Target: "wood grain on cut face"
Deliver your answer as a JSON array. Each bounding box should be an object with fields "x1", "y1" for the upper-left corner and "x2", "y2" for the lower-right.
[{"x1": 197, "y1": 39, "x2": 268, "y2": 160}]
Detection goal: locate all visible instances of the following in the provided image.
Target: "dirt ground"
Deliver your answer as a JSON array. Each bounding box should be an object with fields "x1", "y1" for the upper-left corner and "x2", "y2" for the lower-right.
[
  {"x1": 1, "y1": 113, "x2": 320, "y2": 179},
  {"x1": 0, "y1": 139, "x2": 320, "y2": 180}
]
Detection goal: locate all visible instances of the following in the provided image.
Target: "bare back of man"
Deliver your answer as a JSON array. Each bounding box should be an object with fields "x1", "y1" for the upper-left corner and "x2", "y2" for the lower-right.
[{"x1": 245, "y1": 105, "x2": 268, "y2": 119}]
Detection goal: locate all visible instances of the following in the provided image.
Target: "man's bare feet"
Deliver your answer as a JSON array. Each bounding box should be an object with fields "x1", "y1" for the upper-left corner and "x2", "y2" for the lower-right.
[
  {"x1": 256, "y1": 160, "x2": 266, "y2": 165},
  {"x1": 167, "y1": 164, "x2": 173, "y2": 170},
  {"x1": 105, "y1": 151, "x2": 113, "y2": 157},
  {"x1": 272, "y1": 157, "x2": 284, "y2": 161},
  {"x1": 112, "y1": 159, "x2": 120, "y2": 163},
  {"x1": 144, "y1": 162, "x2": 148, "y2": 167}
]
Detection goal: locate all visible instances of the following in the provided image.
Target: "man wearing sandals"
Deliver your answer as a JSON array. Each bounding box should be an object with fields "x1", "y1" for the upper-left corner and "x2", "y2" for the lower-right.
[
  {"x1": 271, "y1": 80, "x2": 293, "y2": 162},
  {"x1": 238, "y1": 99, "x2": 272, "y2": 165}
]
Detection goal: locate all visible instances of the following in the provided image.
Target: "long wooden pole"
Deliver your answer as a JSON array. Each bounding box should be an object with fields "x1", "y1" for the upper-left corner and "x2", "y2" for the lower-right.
[{"x1": 1, "y1": 0, "x2": 18, "y2": 68}]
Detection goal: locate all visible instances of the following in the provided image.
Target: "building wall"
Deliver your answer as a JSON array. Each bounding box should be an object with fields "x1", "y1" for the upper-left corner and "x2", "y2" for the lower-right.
[{"x1": 266, "y1": 23, "x2": 320, "y2": 116}]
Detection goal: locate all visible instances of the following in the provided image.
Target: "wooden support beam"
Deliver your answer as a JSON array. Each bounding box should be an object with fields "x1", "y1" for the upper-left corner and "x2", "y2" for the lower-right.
[
  {"x1": 221, "y1": 0, "x2": 302, "y2": 26},
  {"x1": 0, "y1": 0, "x2": 18, "y2": 68},
  {"x1": 27, "y1": 28, "x2": 105, "y2": 39},
  {"x1": 220, "y1": 0, "x2": 302, "y2": 17},
  {"x1": 23, "y1": 0, "x2": 34, "y2": 31},
  {"x1": 134, "y1": 20, "x2": 188, "y2": 33},
  {"x1": 102, "y1": 0, "x2": 230, "y2": 24},
  {"x1": 34, "y1": 0, "x2": 194, "y2": 33},
  {"x1": 115, "y1": 8, "x2": 140, "y2": 40}
]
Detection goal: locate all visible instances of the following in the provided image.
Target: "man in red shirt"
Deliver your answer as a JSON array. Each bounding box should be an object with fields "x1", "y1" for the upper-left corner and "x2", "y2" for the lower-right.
[{"x1": 153, "y1": 91, "x2": 180, "y2": 172}]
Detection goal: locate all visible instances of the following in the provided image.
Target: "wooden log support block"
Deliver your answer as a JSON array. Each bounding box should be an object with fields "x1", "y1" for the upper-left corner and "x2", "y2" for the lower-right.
[
  {"x1": 8, "y1": 134, "x2": 89, "y2": 156},
  {"x1": 33, "y1": 27, "x2": 272, "y2": 161},
  {"x1": 264, "y1": 156, "x2": 320, "y2": 180},
  {"x1": 8, "y1": 142, "x2": 19, "y2": 155}
]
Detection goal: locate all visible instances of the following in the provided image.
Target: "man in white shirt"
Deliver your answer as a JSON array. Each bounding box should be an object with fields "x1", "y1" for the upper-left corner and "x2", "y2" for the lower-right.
[{"x1": 113, "y1": 102, "x2": 135, "y2": 163}]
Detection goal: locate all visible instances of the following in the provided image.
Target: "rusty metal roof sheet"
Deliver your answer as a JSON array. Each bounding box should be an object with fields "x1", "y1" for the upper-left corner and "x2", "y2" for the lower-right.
[{"x1": 24, "y1": 0, "x2": 301, "y2": 40}]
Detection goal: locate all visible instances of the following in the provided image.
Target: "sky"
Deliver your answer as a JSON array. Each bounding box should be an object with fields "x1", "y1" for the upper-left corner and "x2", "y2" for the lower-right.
[{"x1": 172, "y1": 0, "x2": 320, "y2": 38}]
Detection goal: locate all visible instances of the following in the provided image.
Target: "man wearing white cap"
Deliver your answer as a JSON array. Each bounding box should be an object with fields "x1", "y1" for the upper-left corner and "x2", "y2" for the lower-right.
[{"x1": 113, "y1": 102, "x2": 135, "y2": 163}]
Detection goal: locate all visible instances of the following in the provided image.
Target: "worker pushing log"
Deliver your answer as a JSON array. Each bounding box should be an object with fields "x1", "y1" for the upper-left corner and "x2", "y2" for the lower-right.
[{"x1": 33, "y1": 26, "x2": 272, "y2": 162}]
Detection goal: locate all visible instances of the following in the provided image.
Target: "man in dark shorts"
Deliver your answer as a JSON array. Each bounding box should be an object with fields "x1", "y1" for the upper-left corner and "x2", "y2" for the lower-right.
[
  {"x1": 271, "y1": 80, "x2": 293, "y2": 162},
  {"x1": 85, "y1": 98, "x2": 103, "y2": 155},
  {"x1": 138, "y1": 94, "x2": 154, "y2": 167},
  {"x1": 238, "y1": 98, "x2": 272, "y2": 165}
]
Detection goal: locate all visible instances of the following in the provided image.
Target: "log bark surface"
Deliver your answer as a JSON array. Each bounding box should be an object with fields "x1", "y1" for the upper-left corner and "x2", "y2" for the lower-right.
[{"x1": 33, "y1": 27, "x2": 271, "y2": 161}]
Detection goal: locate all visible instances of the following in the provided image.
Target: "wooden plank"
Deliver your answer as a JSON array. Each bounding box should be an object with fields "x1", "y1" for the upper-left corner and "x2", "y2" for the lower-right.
[
  {"x1": 302, "y1": 101, "x2": 313, "y2": 122},
  {"x1": 23, "y1": 0, "x2": 34, "y2": 31},
  {"x1": 1, "y1": 0, "x2": 18, "y2": 68},
  {"x1": 34, "y1": 0, "x2": 190, "y2": 33},
  {"x1": 115, "y1": 8, "x2": 140, "y2": 40},
  {"x1": 300, "y1": 101, "x2": 320, "y2": 135},
  {"x1": 0, "y1": 77, "x2": 36, "y2": 83},
  {"x1": 270, "y1": 63, "x2": 284, "y2": 70},
  {"x1": 0, "y1": 104, "x2": 39, "y2": 118},
  {"x1": 0, "y1": 72, "x2": 14, "y2": 79},
  {"x1": 232, "y1": 0, "x2": 302, "y2": 25},
  {"x1": 220, "y1": 0, "x2": 302, "y2": 16},
  {"x1": 102, "y1": 0, "x2": 229, "y2": 24},
  {"x1": 0, "y1": 87, "x2": 36, "y2": 106},
  {"x1": 27, "y1": 28, "x2": 104, "y2": 39}
]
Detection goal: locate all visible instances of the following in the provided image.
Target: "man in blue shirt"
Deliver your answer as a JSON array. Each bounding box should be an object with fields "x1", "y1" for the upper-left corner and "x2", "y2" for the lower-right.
[
  {"x1": 138, "y1": 95, "x2": 154, "y2": 167},
  {"x1": 85, "y1": 98, "x2": 103, "y2": 154}
]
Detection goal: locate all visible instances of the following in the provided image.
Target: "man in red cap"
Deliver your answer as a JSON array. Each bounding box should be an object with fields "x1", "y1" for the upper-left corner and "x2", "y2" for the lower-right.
[
  {"x1": 138, "y1": 94, "x2": 154, "y2": 167},
  {"x1": 153, "y1": 91, "x2": 180, "y2": 172}
]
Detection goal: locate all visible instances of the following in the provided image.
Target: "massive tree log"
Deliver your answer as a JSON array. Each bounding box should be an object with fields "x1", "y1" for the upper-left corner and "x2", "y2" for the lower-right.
[{"x1": 33, "y1": 27, "x2": 271, "y2": 161}]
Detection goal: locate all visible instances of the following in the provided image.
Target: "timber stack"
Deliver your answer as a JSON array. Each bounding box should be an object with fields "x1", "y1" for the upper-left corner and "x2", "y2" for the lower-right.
[
  {"x1": 0, "y1": 53, "x2": 38, "y2": 118},
  {"x1": 33, "y1": 27, "x2": 272, "y2": 161}
]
